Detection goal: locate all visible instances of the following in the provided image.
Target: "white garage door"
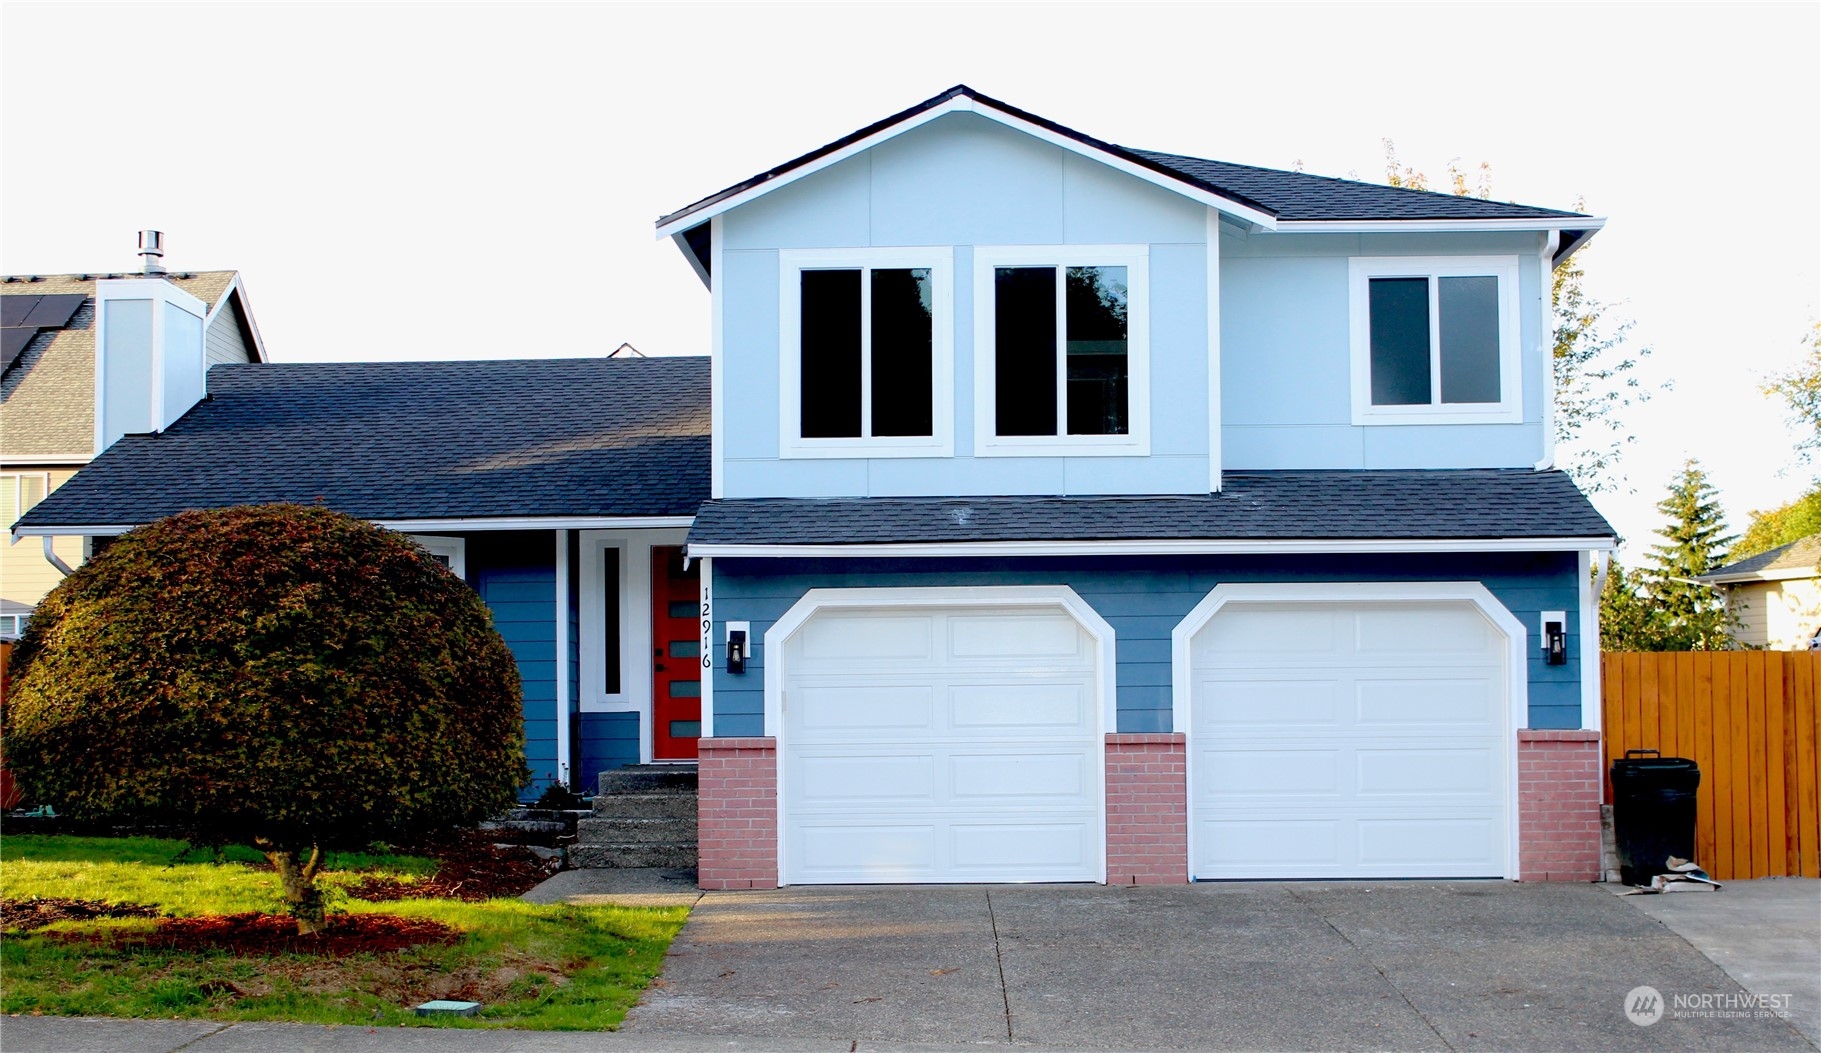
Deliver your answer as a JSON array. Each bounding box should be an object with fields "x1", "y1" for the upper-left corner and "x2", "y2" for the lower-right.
[
  {"x1": 1190, "y1": 600, "x2": 1509, "y2": 879},
  {"x1": 781, "y1": 604, "x2": 1102, "y2": 884}
]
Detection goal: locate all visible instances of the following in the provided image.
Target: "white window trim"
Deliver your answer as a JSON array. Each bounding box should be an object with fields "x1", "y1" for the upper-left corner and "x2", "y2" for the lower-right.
[
  {"x1": 1348, "y1": 255, "x2": 1523, "y2": 426},
  {"x1": 578, "y1": 529, "x2": 689, "y2": 763},
  {"x1": 972, "y1": 245, "x2": 1151, "y2": 457},
  {"x1": 2, "y1": 473, "x2": 52, "y2": 537},
  {"x1": 1169, "y1": 581, "x2": 1529, "y2": 882},
  {"x1": 407, "y1": 534, "x2": 465, "y2": 577},
  {"x1": 778, "y1": 247, "x2": 954, "y2": 459}
]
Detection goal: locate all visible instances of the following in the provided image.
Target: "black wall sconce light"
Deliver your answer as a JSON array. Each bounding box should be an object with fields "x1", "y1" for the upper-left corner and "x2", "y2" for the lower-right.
[
  {"x1": 1541, "y1": 610, "x2": 1568, "y2": 666},
  {"x1": 727, "y1": 622, "x2": 750, "y2": 675}
]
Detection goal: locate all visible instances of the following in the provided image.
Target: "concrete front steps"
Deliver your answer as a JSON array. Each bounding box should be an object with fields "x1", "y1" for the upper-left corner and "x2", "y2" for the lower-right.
[{"x1": 567, "y1": 765, "x2": 698, "y2": 869}]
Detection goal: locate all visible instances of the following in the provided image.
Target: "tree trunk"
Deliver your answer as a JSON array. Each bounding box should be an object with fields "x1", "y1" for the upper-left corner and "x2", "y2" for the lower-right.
[{"x1": 263, "y1": 844, "x2": 327, "y2": 935}]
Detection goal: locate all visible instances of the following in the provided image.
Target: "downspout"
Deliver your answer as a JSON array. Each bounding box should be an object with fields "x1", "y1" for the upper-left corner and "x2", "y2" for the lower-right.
[
  {"x1": 1534, "y1": 230, "x2": 1562, "y2": 471},
  {"x1": 42, "y1": 536, "x2": 74, "y2": 577}
]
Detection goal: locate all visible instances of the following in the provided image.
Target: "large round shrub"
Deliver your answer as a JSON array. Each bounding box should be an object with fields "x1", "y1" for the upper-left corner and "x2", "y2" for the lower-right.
[{"x1": 3, "y1": 504, "x2": 527, "y2": 930}]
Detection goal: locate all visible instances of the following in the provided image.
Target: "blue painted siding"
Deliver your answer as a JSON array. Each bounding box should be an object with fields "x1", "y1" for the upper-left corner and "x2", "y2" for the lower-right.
[
  {"x1": 1219, "y1": 227, "x2": 1548, "y2": 470},
  {"x1": 469, "y1": 531, "x2": 559, "y2": 800},
  {"x1": 720, "y1": 112, "x2": 1213, "y2": 500},
  {"x1": 707, "y1": 553, "x2": 1586, "y2": 737},
  {"x1": 579, "y1": 712, "x2": 640, "y2": 794}
]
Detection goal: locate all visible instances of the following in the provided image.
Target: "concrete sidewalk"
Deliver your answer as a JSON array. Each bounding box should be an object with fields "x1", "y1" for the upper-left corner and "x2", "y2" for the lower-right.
[{"x1": 6, "y1": 875, "x2": 1816, "y2": 1053}]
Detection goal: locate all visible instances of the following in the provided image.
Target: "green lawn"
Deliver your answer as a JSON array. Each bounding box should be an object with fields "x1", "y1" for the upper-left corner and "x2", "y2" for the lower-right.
[{"x1": 0, "y1": 835, "x2": 688, "y2": 1030}]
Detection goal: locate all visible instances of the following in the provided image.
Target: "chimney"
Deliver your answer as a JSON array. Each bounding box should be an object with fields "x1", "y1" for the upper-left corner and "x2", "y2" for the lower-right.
[{"x1": 137, "y1": 229, "x2": 166, "y2": 275}]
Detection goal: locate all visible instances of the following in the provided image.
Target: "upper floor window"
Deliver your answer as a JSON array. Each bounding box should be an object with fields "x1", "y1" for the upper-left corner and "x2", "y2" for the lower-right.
[
  {"x1": 1348, "y1": 256, "x2": 1522, "y2": 425},
  {"x1": 974, "y1": 246, "x2": 1150, "y2": 456},
  {"x1": 0, "y1": 473, "x2": 49, "y2": 529},
  {"x1": 780, "y1": 248, "x2": 954, "y2": 458}
]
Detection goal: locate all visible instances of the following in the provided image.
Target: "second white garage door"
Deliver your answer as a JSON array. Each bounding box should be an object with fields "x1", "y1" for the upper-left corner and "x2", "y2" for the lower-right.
[
  {"x1": 1188, "y1": 598, "x2": 1511, "y2": 880},
  {"x1": 779, "y1": 602, "x2": 1103, "y2": 884}
]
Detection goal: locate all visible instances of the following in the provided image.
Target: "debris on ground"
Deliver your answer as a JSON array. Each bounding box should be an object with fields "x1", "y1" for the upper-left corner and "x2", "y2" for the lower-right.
[
  {"x1": 346, "y1": 831, "x2": 560, "y2": 903},
  {"x1": 0, "y1": 897, "x2": 163, "y2": 932}
]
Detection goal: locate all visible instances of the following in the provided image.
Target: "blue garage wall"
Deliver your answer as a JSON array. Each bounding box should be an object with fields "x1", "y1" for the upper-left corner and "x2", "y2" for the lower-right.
[
  {"x1": 579, "y1": 712, "x2": 641, "y2": 793},
  {"x1": 708, "y1": 551, "x2": 1585, "y2": 736},
  {"x1": 468, "y1": 531, "x2": 559, "y2": 800}
]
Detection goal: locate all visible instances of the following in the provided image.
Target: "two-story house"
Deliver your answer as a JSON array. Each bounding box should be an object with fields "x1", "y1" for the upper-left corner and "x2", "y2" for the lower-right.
[{"x1": 15, "y1": 87, "x2": 1616, "y2": 888}]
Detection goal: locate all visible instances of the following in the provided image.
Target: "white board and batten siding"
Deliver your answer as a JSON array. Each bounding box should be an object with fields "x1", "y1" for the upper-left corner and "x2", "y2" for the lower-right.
[
  {"x1": 1189, "y1": 600, "x2": 1510, "y2": 879},
  {"x1": 780, "y1": 604, "x2": 1103, "y2": 884}
]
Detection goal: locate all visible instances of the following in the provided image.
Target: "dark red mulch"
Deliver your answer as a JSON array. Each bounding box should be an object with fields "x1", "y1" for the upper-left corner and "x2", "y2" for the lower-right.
[
  {"x1": 346, "y1": 832, "x2": 559, "y2": 903},
  {"x1": 1, "y1": 896, "x2": 163, "y2": 932},
  {"x1": 48, "y1": 911, "x2": 462, "y2": 955}
]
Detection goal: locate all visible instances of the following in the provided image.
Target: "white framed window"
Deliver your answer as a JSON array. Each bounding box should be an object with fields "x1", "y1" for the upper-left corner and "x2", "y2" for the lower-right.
[
  {"x1": 779, "y1": 247, "x2": 954, "y2": 458},
  {"x1": 973, "y1": 245, "x2": 1150, "y2": 457},
  {"x1": 0, "y1": 612, "x2": 30, "y2": 639},
  {"x1": 0, "y1": 473, "x2": 50, "y2": 529},
  {"x1": 1348, "y1": 255, "x2": 1523, "y2": 425},
  {"x1": 408, "y1": 534, "x2": 466, "y2": 577}
]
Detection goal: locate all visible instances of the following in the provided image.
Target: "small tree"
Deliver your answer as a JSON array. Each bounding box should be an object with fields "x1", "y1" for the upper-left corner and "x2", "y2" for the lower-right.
[
  {"x1": 1637, "y1": 461, "x2": 1738, "y2": 650},
  {"x1": 2, "y1": 505, "x2": 528, "y2": 933}
]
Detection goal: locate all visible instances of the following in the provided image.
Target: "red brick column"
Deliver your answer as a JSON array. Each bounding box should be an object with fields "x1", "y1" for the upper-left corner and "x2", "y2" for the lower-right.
[
  {"x1": 696, "y1": 737, "x2": 779, "y2": 890},
  {"x1": 1105, "y1": 733, "x2": 1188, "y2": 885},
  {"x1": 1517, "y1": 729, "x2": 1603, "y2": 882}
]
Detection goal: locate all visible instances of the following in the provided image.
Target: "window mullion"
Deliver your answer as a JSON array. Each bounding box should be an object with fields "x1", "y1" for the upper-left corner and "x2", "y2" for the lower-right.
[
  {"x1": 1428, "y1": 275, "x2": 1443, "y2": 406},
  {"x1": 859, "y1": 267, "x2": 873, "y2": 439},
  {"x1": 1054, "y1": 266, "x2": 1067, "y2": 436}
]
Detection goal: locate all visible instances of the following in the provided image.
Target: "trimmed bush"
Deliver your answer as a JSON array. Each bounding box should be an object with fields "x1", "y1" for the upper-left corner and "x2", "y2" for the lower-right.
[{"x1": 3, "y1": 504, "x2": 528, "y2": 930}]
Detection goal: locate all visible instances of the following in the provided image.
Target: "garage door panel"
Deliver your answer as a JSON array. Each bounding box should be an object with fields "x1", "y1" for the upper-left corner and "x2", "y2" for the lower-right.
[
  {"x1": 951, "y1": 822, "x2": 1095, "y2": 875},
  {"x1": 1358, "y1": 819, "x2": 1498, "y2": 867},
  {"x1": 951, "y1": 751, "x2": 1090, "y2": 800},
  {"x1": 1195, "y1": 677, "x2": 1340, "y2": 725},
  {"x1": 1199, "y1": 749, "x2": 1341, "y2": 796},
  {"x1": 950, "y1": 683, "x2": 1092, "y2": 731},
  {"x1": 797, "y1": 613, "x2": 933, "y2": 662},
  {"x1": 795, "y1": 684, "x2": 936, "y2": 732},
  {"x1": 1357, "y1": 748, "x2": 1497, "y2": 795},
  {"x1": 1354, "y1": 607, "x2": 1494, "y2": 654},
  {"x1": 948, "y1": 613, "x2": 1088, "y2": 660},
  {"x1": 794, "y1": 823, "x2": 938, "y2": 881},
  {"x1": 1195, "y1": 608, "x2": 1338, "y2": 657},
  {"x1": 1355, "y1": 677, "x2": 1500, "y2": 725},
  {"x1": 795, "y1": 754, "x2": 935, "y2": 804},
  {"x1": 1200, "y1": 820, "x2": 1342, "y2": 867}
]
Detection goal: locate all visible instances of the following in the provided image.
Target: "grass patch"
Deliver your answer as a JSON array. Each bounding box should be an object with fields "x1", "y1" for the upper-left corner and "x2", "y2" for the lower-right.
[{"x1": 0, "y1": 834, "x2": 688, "y2": 1030}]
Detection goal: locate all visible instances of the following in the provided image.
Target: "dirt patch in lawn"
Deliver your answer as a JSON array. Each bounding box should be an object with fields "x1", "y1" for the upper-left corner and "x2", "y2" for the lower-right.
[
  {"x1": 49, "y1": 912, "x2": 462, "y2": 955},
  {"x1": 229, "y1": 951, "x2": 569, "y2": 1006},
  {"x1": 1, "y1": 897, "x2": 164, "y2": 932},
  {"x1": 347, "y1": 833, "x2": 559, "y2": 902}
]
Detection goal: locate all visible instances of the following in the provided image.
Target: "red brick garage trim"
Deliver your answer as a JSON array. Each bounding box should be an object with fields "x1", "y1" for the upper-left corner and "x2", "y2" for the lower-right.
[
  {"x1": 1106, "y1": 732, "x2": 1188, "y2": 885},
  {"x1": 697, "y1": 737, "x2": 778, "y2": 890},
  {"x1": 1517, "y1": 729, "x2": 1602, "y2": 882}
]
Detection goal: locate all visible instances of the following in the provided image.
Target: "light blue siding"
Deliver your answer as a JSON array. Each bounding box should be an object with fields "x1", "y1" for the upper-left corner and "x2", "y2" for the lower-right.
[
  {"x1": 707, "y1": 552, "x2": 1586, "y2": 738},
  {"x1": 719, "y1": 112, "x2": 1213, "y2": 500},
  {"x1": 1219, "y1": 227, "x2": 1548, "y2": 470},
  {"x1": 579, "y1": 712, "x2": 640, "y2": 792},
  {"x1": 470, "y1": 532, "x2": 560, "y2": 801}
]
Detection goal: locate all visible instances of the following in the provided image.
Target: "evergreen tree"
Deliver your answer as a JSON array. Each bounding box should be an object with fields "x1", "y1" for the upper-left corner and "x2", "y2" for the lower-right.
[{"x1": 1636, "y1": 460, "x2": 1738, "y2": 650}]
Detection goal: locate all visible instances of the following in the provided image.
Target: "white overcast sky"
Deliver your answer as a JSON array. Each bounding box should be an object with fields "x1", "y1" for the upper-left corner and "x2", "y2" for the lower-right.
[{"x1": 3, "y1": 2, "x2": 1817, "y2": 558}]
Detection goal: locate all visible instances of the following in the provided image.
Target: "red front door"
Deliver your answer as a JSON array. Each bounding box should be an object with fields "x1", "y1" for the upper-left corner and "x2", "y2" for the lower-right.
[{"x1": 651, "y1": 546, "x2": 702, "y2": 760}]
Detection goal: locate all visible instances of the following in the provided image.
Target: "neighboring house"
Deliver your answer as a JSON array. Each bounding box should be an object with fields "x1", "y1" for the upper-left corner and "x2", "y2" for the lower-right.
[
  {"x1": 1, "y1": 235, "x2": 265, "y2": 637},
  {"x1": 1697, "y1": 535, "x2": 1821, "y2": 649},
  {"x1": 18, "y1": 87, "x2": 1617, "y2": 887}
]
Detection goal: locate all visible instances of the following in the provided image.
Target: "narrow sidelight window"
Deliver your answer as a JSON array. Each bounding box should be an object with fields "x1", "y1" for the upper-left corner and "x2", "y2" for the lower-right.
[{"x1": 600, "y1": 551, "x2": 621, "y2": 695}]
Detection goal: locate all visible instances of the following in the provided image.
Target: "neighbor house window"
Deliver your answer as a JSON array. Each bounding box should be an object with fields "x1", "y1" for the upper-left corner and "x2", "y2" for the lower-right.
[
  {"x1": 1349, "y1": 256, "x2": 1522, "y2": 425},
  {"x1": 974, "y1": 246, "x2": 1150, "y2": 456},
  {"x1": 780, "y1": 248, "x2": 953, "y2": 457},
  {"x1": 407, "y1": 534, "x2": 466, "y2": 578},
  {"x1": 0, "y1": 612, "x2": 29, "y2": 639},
  {"x1": 0, "y1": 473, "x2": 50, "y2": 529}
]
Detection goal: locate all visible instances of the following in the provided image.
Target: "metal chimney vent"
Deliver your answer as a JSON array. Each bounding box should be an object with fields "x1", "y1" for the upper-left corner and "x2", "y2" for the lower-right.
[{"x1": 137, "y1": 230, "x2": 166, "y2": 275}]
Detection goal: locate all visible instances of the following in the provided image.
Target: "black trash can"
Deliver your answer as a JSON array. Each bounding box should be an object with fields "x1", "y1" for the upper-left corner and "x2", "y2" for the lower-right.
[{"x1": 1610, "y1": 749, "x2": 1701, "y2": 885}]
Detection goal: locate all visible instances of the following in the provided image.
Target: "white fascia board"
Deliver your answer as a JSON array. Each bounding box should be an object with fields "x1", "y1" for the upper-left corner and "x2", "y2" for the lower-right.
[
  {"x1": 673, "y1": 231, "x2": 711, "y2": 288},
  {"x1": 687, "y1": 536, "x2": 1618, "y2": 559},
  {"x1": 655, "y1": 96, "x2": 1278, "y2": 239},
  {"x1": 13, "y1": 514, "x2": 696, "y2": 539},
  {"x1": 1274, "y1": 216, "x2": 1608, "y2": 236},
  {"x1": 0, "y1": 454, "x2": 91, "y2": 467},
  {"x1": 1699, "y1": 568, "x2": 1818, "y2": 585}
]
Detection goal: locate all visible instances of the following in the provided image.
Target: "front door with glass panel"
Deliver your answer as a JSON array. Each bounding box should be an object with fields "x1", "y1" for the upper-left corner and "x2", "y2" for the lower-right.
[{"x1": 651, "y1": 546, "x2": 701, "y2": 760}]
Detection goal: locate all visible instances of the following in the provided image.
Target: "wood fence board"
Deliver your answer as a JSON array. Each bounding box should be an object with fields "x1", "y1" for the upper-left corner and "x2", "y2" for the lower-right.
[
  {"x1": 1729, "y1": 652, "x2": 1753, "y2": 879},
  {"x1": 1710, "y1": 654, "x2": 1736, "y2": 880},
  {"x1": 1766, "y1": 656, "x2": 1788, "y2": 877},
  {"x1": 1642, "y1": 654, "x2": 1663, "y2": 757},
  {"x1": 1801, "y1": 655, "x2": 1821, "y2": 878},
  {"x1": 1747, "y1": 654, "x2": 1771, "y2": 878},
  {"x1": 1691, "y1": 654, "x2": 1718, "y2": 877}
]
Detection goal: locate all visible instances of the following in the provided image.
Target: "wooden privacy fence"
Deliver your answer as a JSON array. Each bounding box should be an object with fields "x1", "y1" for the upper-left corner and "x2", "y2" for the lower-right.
[{"x1": 1602, "y1": 652, "x2": 1821, "y2": 881}]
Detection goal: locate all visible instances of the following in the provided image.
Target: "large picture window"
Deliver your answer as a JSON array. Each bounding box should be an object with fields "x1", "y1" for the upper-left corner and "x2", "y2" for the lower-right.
[
  {"x1": 974, "y1": 246, "x2": 1150, "y2": 456},
  {"x1": 1349, "y1": 256, "x2": 1522, "y2": 425},
  {"x1": 780, "y1": 249, "x2": 953, "y2": 457}
]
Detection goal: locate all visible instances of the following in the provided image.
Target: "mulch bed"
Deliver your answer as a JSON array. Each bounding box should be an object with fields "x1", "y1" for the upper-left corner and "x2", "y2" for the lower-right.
[
  {"x1": 48, "y1": 911, "x2": 462, "y2": 955},
  {"x1": 1, "y1": 897, "x2": 163, "y2": 932},
  {"x1": 346, "y1": 832, "x2": 559, "y2": 903}
]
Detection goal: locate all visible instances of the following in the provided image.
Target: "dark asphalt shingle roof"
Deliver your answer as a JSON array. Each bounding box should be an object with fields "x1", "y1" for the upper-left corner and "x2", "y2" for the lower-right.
[
  {"x1": 658, "y1": 85, "x2": 1591, "y2": 231},
  {"x1": 17, "y1": 356, "x2": 711, "y2": 528},
  {"x1": 686, "y1": 470, "x2": 1614, "y2": 548},
  {"x1": 1700, "y1": 534, "x2": 1821, "y2": 581}
]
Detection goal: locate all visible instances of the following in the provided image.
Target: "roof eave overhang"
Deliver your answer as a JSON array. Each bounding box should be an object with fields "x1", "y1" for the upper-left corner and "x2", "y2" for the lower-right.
[
  {"x1": 1273, "y1": 216, "x2": 1606, "y2": 236},
  {"x1": 687, "y1": 535, "x2": 1618, "y2": 559},
  {"x1": 14, "y1": 514, "x2": 697, "y2": 539},
  {"x1": 1697, "y1": 567, "x2": 1819, "y2": 585},
  {"x1": 655, "y1": 92, "x2": 1280, "y2": 241}
]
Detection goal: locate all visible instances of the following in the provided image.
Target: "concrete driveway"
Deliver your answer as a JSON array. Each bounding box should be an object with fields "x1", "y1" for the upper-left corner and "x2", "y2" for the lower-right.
[{"x1": 624, "y1": 880, "x2": 1817, "y2": 1051}]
